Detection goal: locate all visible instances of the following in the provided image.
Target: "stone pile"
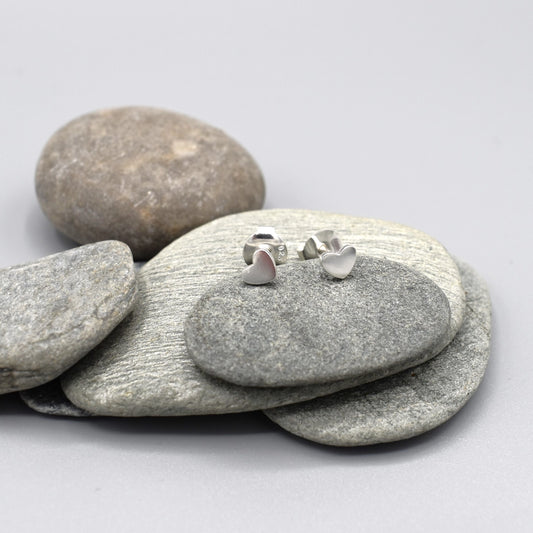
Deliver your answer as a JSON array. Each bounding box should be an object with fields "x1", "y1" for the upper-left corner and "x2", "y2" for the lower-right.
[{"x1": 1, "y1": 108, "x2": 491, "y2": 447}]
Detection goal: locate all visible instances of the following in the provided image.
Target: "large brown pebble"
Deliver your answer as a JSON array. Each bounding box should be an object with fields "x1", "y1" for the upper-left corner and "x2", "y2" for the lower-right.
[{"x1": 35, "y1": 107, "x2": 265, "y2": 260}]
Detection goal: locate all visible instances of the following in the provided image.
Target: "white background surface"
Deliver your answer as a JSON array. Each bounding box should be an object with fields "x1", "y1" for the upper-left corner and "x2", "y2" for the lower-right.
[{"x1": 1, "y1": 1, "x2": 532, "y2": 531}]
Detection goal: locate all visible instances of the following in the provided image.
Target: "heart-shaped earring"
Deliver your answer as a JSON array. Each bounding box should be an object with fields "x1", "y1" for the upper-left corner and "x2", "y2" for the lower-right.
[
  {"x1": 297, "y1": 229, "x2": 356, "y2": 279},
  {"x1": 242, "y1": 227, "x2": 287, "y2": 285}
]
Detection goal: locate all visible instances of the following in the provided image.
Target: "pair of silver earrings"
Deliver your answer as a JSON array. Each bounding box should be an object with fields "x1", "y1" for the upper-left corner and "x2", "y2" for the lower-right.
[{"x1": 242, "y1": 227, "x2": 356, "y2": 285}]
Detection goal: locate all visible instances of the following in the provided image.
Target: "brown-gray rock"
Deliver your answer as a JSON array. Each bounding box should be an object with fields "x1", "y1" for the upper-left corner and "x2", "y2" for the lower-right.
[
  {"x1": 61, "y1": 209, "x2": 465, "y2": 417},
  {"x1": 264, "y1": 260, "x2": 491, "y2": 446},
  {"x1": 185, "y1": 257, "x2": 451, "y2": 387},
  {"x1": 35, "y1": 107, "x2": 265, "y2": 260},
  {"x1": 0, "y1": 241, "x2": 137, "y2": 394}
]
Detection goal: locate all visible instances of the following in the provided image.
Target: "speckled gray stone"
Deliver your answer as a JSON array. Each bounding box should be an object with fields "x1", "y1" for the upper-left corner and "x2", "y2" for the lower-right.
[
  {"x1": 35, "y1": 107, "x2": 265, "y2": 260},
  {"x1": 0, "y1": 241, "x2": 137, "y2": 394},
  {"x1": 61, "y1": 209, "x2": 465, "y2": 417},
  {"x1": 185, "y1": 257, "x2": 451, "y2": 387},
  {"x1": 20, "y1": 380, "x2": 92, "y2": 417},
  {"x1": 264, "y1": 260, "x2": 491, "y2": 446}
]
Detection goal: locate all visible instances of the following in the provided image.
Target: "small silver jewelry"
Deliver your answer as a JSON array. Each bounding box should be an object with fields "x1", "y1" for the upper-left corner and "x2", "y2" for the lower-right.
[
  {"x1": 242, "y1": 227, "x2": 287, "y2": 285},
  {"x1": 297, "y1": 229, "x2": 356, "y2": 279}
]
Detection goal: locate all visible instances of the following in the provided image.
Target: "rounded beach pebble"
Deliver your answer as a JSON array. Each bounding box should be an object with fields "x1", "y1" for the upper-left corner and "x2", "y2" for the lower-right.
[
  {"x1": 0, "y1": 241, "x2": 137, "y2": 394},
  {"x1": 35, "y1": 107, "x2": 265, "y2": 260},
  {"x1": 264, "y1": 260, "x2": 491, "y2": 446},
  {"x1": 185, "y1": 257, "x2": 451, "y2": 387}
]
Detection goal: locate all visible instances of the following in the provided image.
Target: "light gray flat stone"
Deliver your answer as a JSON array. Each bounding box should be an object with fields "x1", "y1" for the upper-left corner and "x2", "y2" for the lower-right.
[
  {"x1": 0, "y1": 241, "x2": 137, "y2": 394},
  {"x1": 185, "y1": 257, "x2": 451, "y2": 387},
  {"x1": 20, "y1": 380, "x2": 92, "y2": 417},
  {"x1": 264, "y1": 260, "x2": 491, "y2": 446},
  {"x1": 35, "y1": 107, "x2": 265, "y2": 260},
  {"x1": 62, "y1": 209, "x2": 465, "y2": 416}
]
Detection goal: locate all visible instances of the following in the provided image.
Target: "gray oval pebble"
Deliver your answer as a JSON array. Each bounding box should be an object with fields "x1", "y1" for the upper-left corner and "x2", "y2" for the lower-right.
[
  {"x1": 0, "y1": 241, "x2": 137, "y2": 394},
  {"x1": 35, "y1": 107, "x2": 265, "y2": 260},
  {"x1": 185, "y1": 257, "x2": 451, "y2": 387},
  {"x1": 264, "y1": 260, "x2": 491, "y2": 446},
  {"x1": 61, "y1": 209, "x2": 465, "y2": 417}
]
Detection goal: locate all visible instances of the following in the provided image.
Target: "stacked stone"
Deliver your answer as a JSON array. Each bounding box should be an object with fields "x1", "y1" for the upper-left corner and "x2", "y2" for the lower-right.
[{"x1": 1, "y1": 108, "x2": 491, "y2": 447}]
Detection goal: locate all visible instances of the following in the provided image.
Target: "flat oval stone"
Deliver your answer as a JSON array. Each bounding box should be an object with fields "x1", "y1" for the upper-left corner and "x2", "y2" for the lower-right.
[
  {"x1": 61, "y1": 209, "x2": 465, "y2": 417},
  {"x1": 264, "y1": 260, "x2": 491, "y2": 446},
  {"x1": 0, "y1": 241, "x2": 137, "y2": 394},
  {"x1": 185, "y1": 257, "x2": 451, "y2": 387},
  {"x1": 35, "y1": 107, "x2": 265, "y2": 260}
]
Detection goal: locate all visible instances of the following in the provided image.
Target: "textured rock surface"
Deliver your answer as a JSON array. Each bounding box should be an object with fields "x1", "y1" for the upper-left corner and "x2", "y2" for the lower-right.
[
  {"x1": 0, "y1": 241, "x2": 136, "y2": 394},
  {"x1": 185, "y1": 257, "x2": 451, "y2": 387},
  {"x1": 20, "y1": 380, "x2": 92, "y2": 417},
  {"x1": 35, "y1": 107, "x2": 265, "y2": 260},
  {"x1": 264, "y1": 260, "x2": 491, "y2": 446},
  {"x1": 62, "y1": 209, "x2": 465, "y2": 416}
]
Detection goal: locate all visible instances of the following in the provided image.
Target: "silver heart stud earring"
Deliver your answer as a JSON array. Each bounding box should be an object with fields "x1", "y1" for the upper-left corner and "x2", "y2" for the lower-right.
[
  {"x1": 297, "y1": 229, "x2": 356, "y2": 279},
  {"x1": 242, "y1": 227, "x2": 288, "y2": 285}
]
